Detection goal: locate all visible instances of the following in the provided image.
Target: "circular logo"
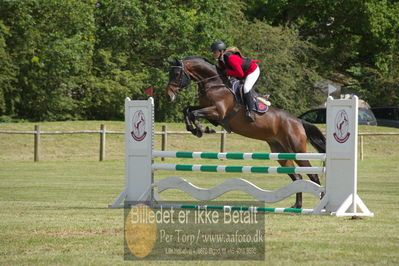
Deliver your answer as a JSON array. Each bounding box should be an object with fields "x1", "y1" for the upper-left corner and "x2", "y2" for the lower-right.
[
  {"x1": 131, "y1": 110, "x2": 147, "y2": 141},
  {"x1": 333, "y1": 109, "x2": 350, "y2": 143},
  {"x1": 125, "y1": 203, "x2": 157, "y2": 258},
  {"x1": 256, "y1": 102, "x2": 268, "y2": 112}
]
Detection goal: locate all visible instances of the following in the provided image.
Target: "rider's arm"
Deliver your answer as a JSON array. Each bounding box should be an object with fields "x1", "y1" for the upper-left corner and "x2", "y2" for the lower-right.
[{"x1": 225, "y1": 54, "x2": 244, "y2": 79}]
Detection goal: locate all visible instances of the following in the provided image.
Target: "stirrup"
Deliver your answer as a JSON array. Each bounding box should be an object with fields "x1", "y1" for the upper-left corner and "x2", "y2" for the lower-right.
[{"x1": 246, "y1": 110, "x2": 255, "y2": 122}]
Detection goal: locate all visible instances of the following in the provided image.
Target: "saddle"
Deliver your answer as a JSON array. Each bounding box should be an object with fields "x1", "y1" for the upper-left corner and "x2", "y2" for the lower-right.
[{"x1": 228, "y1": 80, "x2": 271, "y2": 113}]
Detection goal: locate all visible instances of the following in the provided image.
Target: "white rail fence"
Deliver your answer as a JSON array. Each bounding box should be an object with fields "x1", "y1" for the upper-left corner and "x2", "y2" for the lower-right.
[{"x1": 0, "y1": 126, "x2": 397, "y2": 161}]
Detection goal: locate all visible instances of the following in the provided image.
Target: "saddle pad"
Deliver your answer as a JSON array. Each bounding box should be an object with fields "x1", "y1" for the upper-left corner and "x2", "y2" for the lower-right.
[
  {"x1": 230, "y1": 80, "x2": 270, "y2": 114},
  {"x1": 254, "y1": 99, "x2": 269, "y2": 113}
]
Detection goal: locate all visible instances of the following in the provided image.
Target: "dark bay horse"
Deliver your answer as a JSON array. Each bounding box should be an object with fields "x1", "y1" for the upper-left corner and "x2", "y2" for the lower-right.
[{"x1": 166, "y1": 56, "x2": 326, "y2": 208}]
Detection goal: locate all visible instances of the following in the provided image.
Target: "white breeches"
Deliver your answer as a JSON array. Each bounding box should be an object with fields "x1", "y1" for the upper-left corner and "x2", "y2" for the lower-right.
[{"x1": 243, "y1": 66, "x2": 260, "y2": 93}]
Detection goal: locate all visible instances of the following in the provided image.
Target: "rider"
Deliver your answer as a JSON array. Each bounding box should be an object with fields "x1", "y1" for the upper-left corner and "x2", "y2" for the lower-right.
[{"x1": 210, "y1": 40, "x2": 260, "y2": 122}]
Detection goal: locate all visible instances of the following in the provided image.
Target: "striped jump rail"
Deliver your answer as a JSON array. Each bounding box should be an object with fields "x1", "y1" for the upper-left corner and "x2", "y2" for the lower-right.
[
  {"x1": 152, "y1": 164, "x2": 325, "y2": 174},
  {"x1": 152, "y1": 204, "x2": 315, "y2": 214},
  {"x1": 153, "y1": 151, "x2": 326, "y2": 161}
]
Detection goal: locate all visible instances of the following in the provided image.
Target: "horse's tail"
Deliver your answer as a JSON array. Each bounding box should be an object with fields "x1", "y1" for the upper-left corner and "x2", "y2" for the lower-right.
[{"x1": 301, "y1": 120, "x2": 326, "y2": 153}]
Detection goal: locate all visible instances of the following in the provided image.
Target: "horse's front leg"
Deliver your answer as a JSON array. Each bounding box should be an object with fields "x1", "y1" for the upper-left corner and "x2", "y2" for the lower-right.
[
  {"x1": 183, "y1": 106, "x2": 195, "y2": 133},
  {"x1": 191, "y1": 105, "x2": 222, "y2": 137},
  {"x1": 183, "y1": 106, "x2": 206, "y2": 137},
  {"x1": 184, "y1": 105, "x2": 222, "y2": 138}
]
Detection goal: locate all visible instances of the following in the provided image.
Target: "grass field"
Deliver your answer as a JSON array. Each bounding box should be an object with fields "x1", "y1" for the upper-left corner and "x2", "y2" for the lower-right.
[{"x1": 1, "y1": 121, "x2": 399, "y2": 265}]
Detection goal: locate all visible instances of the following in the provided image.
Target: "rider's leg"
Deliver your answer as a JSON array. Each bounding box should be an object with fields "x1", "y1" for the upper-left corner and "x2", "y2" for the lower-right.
[
  {"x1": 243, "y1": 66, "x2": 260, "y2": 122},
  {"x1": 243, "y1": 92, "x2": 255, "y2": 122}
]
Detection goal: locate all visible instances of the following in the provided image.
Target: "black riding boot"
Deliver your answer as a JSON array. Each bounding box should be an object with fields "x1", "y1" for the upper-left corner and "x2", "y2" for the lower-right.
[{"x1": 243, "y1": 92, "x2": 255, "y2": 122}]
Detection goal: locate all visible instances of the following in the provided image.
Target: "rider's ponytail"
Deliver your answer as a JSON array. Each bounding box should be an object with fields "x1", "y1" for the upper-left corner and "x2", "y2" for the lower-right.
[{"x1": 225, "y1": 47, "x2": 244, "y2": 58}]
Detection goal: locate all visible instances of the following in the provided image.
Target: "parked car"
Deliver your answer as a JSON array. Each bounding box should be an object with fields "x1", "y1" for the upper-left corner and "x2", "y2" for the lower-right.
[
  {"x1": 370, "y1": 106, "x2": 399, "y2": 128},
  {"x1": 298, "y1": 107, "x2": 378, "y2": 126}
]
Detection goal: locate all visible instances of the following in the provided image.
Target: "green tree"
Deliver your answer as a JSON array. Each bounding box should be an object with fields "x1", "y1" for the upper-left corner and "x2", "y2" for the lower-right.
[
  {"x1": 93, "y1": 0, "x2": 239, "y2": 121},
  {"x1": 82, "y1": 49, "x2": 149, "y2": 120},
  {"x1": 0, "y1": 20, "x2": 17, "y2": 119},
  {"x1": 1, "y1": 0, "x2": 95, "y2": 120},
  {"x1": 3, "y1": 0, "x2": 358, "y2": 121},
  {"x1": 244, "y1": 0, "x2": 399, "y2": 106},
  {"x1": 232, "y1": 20, "x2": 323, "y2": 114}
]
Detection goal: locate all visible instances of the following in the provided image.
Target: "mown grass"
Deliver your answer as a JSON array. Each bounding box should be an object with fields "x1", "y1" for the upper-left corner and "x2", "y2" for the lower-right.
[{"x1": 1, "y1": 121, "x2": 399, "y2": 265}]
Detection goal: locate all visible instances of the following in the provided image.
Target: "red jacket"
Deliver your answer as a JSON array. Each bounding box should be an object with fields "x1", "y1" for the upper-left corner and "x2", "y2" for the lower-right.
[{"x1": 219, "y1": 54, "x2": 259, "y2": 79}]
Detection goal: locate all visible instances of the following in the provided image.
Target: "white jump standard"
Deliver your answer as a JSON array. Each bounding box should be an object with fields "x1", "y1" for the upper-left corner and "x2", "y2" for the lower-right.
[{"x1": 110, "y1": 96, "x2": 373, "y2": 217}]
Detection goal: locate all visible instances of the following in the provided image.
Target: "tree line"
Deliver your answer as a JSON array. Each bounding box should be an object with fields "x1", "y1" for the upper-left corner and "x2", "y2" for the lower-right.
[{"x1": 0, "y1": 0, "x2": 398, "y2": 122}]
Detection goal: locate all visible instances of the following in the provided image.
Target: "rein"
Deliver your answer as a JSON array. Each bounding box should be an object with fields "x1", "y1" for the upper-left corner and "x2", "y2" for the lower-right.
[
  {"x1": 193, "y1": 74, "x2": 221, "y2": 84},
  {"x1": 176, "y1": 61, "x2": 225, "y2": 89},
  {"x1": 169, "y1": 59, "x2": 227, "y2": 98},
  {"x1": 194, "y1": 74, "x2": 226, "y2": 92},
  {"x1": 171, "y1": 65, "x2": 221, "y2": 84}
]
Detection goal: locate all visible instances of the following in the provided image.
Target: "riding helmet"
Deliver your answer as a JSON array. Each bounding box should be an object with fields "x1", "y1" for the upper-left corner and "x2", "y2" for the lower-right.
[{"x1": 210, "y1": 41, "x2": 226, "y2": 52}]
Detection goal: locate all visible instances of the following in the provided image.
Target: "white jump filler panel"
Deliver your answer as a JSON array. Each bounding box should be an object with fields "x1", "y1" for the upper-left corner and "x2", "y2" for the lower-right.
[
  {"x1": 109, "y1": 97, "x2": 154, "y2": 207},
  {"x1": 110, "y1": 96, "x2": 373, "y2": 217},
  {"x1": 313, "y1": 96, "x2": 373, "y2": 216}
]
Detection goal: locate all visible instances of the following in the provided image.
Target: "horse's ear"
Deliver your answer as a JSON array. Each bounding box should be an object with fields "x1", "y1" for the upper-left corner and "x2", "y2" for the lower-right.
[
  {"x1": 166, "y1": 59, "x2": 175, "y2": 65},
  {"x1": 174, "y1": 58, "x2": 181, "y2": 65}
]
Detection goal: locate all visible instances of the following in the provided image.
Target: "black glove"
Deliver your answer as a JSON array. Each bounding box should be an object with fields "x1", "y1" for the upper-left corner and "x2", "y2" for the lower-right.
[{"x1": 217, "y1": 67, "x2": 227, "y2": 76}]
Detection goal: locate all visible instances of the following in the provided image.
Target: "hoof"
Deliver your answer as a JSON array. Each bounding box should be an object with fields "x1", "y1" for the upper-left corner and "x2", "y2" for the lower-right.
[
  {"x1": 290, "y1": 204, "x2": 302, "y2": 209},
  {"x1": 187, "y1": 126, "x2": 198, "y2": 137},
  {"x1": 194, "y1": 129, "x2": 203, "y2": 138},
  {"x1": 186, "y1": 125, "x2": 194, "y2": 132},
  {"x1": 320, "y1": 191, "x2": 325, "y2": 199},
  {"x1": 205, "y1": 126, "x2": 216, "y2": 133}
]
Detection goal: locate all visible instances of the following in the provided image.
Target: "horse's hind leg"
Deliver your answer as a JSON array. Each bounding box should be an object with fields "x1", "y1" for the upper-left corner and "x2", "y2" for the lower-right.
[
  {"x1": 268, "y1": 141, "x2": 303, "y2": 209},
  {"x1": 294, "y1": 160, "x2": 321, "y2": 185},
  {"x1": 294, "y1": 159, "x2": 324, "y2": 199},
  {"x1": 287, "y1": 127, "x2": 324, "y2": 197}
]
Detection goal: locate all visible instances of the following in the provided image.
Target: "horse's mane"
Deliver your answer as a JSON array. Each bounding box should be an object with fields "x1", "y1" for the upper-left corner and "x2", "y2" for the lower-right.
[{"x1": 183, "y1": 56, "x2": 215, "y2": 66}]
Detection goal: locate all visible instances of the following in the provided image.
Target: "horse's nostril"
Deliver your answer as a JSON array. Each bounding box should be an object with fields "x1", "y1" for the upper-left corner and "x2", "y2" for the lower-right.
[{"x1": 165, "y1": 90, "x2": 175, "y2": 102}]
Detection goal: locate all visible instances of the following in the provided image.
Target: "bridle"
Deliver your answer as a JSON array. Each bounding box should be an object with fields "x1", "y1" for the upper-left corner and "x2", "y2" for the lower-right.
[
  {"x1": 168, "y1": 61, "x2": 191, "y2": 92},
  {"x1": 168, "y1": 60, "x2": 225, "y2": 96}
]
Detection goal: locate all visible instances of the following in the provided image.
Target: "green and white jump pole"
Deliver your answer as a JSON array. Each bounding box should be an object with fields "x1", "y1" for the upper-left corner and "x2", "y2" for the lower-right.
[{"x1": 153, "y1": 204, "x2": 314, "y2": 215}]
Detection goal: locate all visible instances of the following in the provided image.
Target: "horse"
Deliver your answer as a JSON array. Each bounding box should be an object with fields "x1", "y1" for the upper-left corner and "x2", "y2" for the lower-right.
[{"x1": 165, "y1": 56, "x2": 326, "y2": 209}]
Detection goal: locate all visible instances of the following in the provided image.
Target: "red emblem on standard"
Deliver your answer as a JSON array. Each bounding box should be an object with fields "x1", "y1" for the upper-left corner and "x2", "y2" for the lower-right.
[
  {"x1": 131, "y1": 110, "x2": 147, "y2": 141},
  {"x1": 333, "y1": 109, "x2": 350, "y2": 143}
]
